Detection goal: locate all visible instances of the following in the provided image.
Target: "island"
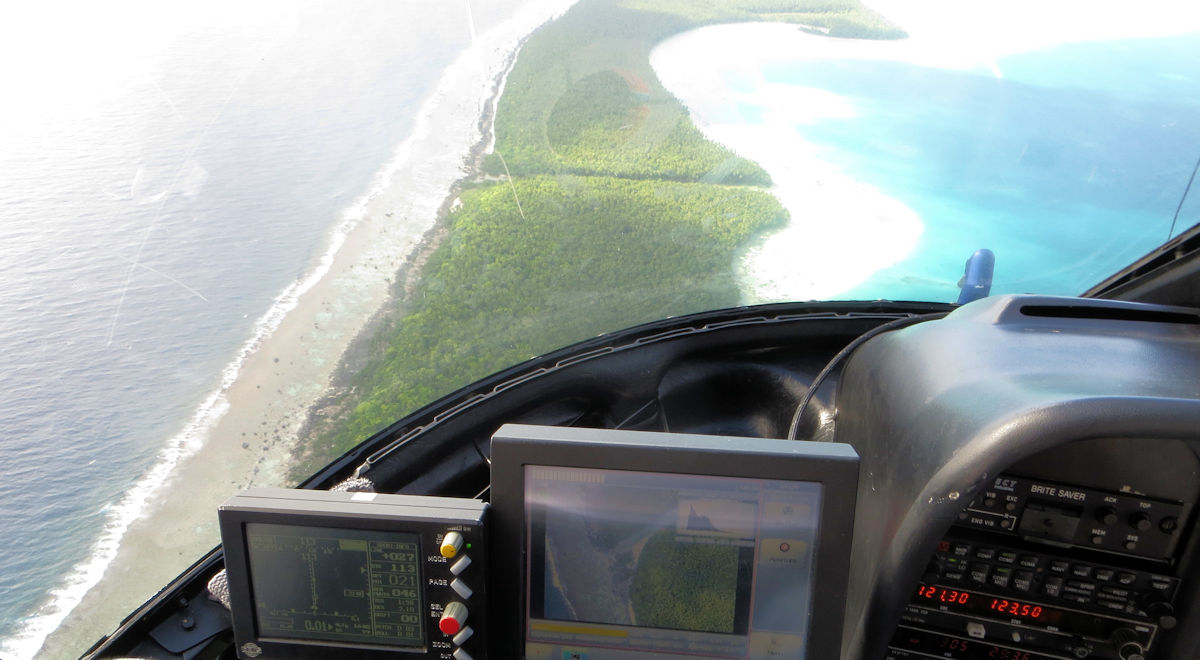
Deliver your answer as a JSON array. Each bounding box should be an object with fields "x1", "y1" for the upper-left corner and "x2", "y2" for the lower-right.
[{"x1": 293, "y1": 0, "x2": 905, "y2": 477}]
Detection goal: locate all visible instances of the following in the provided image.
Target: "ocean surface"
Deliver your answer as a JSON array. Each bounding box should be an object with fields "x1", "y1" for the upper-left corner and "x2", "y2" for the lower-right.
[
  {"x1": 0, "y1": 1, "x2": 546, "y2": 656},
  {"x1": 653, "y1": 25, "x2": 1200, "y2": 303},
  {"x1": 795, "y1": 35, "x2": 1200, "y2": 300}
]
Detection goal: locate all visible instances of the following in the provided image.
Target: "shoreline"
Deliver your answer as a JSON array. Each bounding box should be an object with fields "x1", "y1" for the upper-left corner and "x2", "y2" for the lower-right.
[
  {"x1": 299, "y1": 37, "x2": 527, "y2": 458},
  {"x1": 649, "y1": 22, "x2": 926, "y2": 303},
  {"x1": 650, "y1": 3, "x2": 1167, "y2": 304},
  {"x1": 26, "y1": 2, "x2": 576, "y2": 658},
  {"x1": 649, "y1": 1, "x2": 1200, "y2": 302}
]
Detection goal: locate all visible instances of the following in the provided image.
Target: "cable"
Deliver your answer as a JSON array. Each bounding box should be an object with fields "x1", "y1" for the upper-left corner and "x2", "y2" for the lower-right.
[
  {"x1": 787, "y1": 313, "x2": 947, "y2": 440},
  {"x1": 1169, "y1": 153, "x2": 1200, "y2": 240}
]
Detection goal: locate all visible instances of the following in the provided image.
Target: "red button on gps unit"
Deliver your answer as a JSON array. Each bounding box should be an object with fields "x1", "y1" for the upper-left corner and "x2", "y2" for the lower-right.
[{"x1": 439, "y1": 602, "x2": 468, "y2": 635}]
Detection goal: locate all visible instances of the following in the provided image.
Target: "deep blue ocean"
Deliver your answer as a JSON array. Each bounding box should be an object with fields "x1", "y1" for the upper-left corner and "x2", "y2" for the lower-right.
[
  {"x1": 0, "y1": 1, "x2": 532, "y2": 655},
  {"x1": 755, "y1": 34, "x2": 1200, "y2": 300}
]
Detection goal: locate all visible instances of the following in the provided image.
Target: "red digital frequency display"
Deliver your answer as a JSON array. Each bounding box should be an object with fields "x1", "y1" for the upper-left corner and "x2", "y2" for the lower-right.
[
  {"x1": 988, "y1": 598, "x2": 1043, "y2": 620},
  {"x1": 892, "y1": 627, "x2": 1061, "y2": 660},
  {"x1": 913, "y1": 586, "x2": 1060, "y2": 625},
  {"x1": 916, "y1": 585, "x2": 970, "y2": 605}
]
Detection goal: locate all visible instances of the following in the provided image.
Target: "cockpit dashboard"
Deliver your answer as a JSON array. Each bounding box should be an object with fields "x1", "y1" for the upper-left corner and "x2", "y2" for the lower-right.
[{"x1": 87, "y1": 294, "x2": 1200, "y2": 660}]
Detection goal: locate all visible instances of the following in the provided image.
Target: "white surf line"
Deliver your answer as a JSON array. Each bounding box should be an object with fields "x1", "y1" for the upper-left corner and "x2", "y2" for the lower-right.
[{"x1": 3, "y1": 3, "x2": 582, "y2": 659}]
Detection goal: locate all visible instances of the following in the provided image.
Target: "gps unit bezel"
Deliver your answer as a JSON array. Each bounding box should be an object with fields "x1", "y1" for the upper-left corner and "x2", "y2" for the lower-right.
[
  {"x1": 218, "y1": 488, "x2": 487, "y2": 660},
  {"x1": 489, "y1": 423, "x2": 859, "y2": 659}
]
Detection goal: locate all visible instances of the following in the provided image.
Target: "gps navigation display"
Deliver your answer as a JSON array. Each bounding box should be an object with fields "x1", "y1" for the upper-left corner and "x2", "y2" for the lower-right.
[
  {"x1": 244, "y1": 523, "x2": 425, "y2": 649},
  {"x1": 524, "y1": 466, "x2": 822, "y2": 659}
]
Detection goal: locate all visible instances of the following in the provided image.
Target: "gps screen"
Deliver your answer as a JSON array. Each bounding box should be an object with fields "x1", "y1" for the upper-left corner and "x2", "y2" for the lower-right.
[
  {"x1": 245, "y1": 523, "x2": 425, "y2": 649},
  {"x1": 524, "y1": 466, "x2": 822, "y2": 659}
]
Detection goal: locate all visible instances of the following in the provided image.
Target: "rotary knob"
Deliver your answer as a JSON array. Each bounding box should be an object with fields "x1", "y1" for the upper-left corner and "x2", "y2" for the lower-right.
[
  {"x1": 1118, "y1": 642, "x2": 1146, "y2": 660},
  {"x1": 1095, "y1": 507, "x2": 1118, "y2": 526},
  {"x1": 1109, "y1": 628, "x2": 1145, "y2": 660},
  {"x1": 1129, "y1": 513, "x2": 1152, "y2": 532},
  {"x1": 439, "y1": 601, "x2": 469, "y2": 635},
  {"x1": 1146, "y1": 600, "x2": 1177, "y2": 629},
  {"x1": 441, "y1": 531, "x2": 465, "y2": 558}
]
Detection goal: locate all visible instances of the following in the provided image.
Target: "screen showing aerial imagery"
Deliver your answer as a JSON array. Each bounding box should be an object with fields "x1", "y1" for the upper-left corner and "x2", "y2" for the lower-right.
[{"x1": 524, "y1": 466, "x2": 822, "y2": 659}]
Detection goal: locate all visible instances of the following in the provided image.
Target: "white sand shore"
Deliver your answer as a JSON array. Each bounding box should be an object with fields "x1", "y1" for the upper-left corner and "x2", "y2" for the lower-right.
[
  {"x1": 651, "y1": 23, "x2": 924, "y2": 302},
  {"x1": 27, "y1": 2, "x2": 577, "y2": 658},
  {"x1": 650, "y1": 0, "x2": 1200, "y2": 303}
]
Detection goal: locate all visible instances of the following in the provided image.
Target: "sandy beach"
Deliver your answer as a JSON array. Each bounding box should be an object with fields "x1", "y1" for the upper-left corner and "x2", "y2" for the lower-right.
[
  {"x1": 650, "y1": 0, "x2": 1200, "y2": 303},
  {"x1": 651, "y1": 22, "x2": 926, "y2": 303},
  {"x1": 30, "y1": 1, "x2": 577, "y2": 657}
]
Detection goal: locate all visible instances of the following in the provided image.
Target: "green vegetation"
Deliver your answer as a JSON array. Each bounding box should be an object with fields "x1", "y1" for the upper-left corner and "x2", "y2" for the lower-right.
[
  {"x1": 486, "y1": 0, "x2": 903, "y2": 181},
  {"x1": 293, "y1": 0, "x2": 904, "y2": 478},
  {"x1": 295, "y1": 176, "x2": 785, "y2": 475},
  {"x1": 630, "y1": 530, "x2": 739, "y2": 633},
  {"x1": 618, "y1": 0, "x2": 908, "y2": 39}
]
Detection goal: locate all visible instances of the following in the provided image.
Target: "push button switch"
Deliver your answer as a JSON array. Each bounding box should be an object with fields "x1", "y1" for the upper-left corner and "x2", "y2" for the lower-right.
[
  {"x1": 1013, "y1": 571, "x2": 1034, "y2": 592},
  {"x1": 451, "y1": 577, "x2": 474, "y2": 599},
  {"x1": 969, "y1": 564, "x2": 990, "y2": 584},
  {"x1": 452, "y1": 626, "x2": 475, "y2": 646},
  {"x1": 990, "y1": 568, "x2": 1013, "y2": 589},
  {"x1": 450, "y1": 554, "x2": 472, "y2": 576}
]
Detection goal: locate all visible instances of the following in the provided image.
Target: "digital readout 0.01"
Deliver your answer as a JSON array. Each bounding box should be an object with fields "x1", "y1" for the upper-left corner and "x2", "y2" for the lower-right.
[{"x1": 914, "y1": 586, "x2": 1060, "y2": 625}]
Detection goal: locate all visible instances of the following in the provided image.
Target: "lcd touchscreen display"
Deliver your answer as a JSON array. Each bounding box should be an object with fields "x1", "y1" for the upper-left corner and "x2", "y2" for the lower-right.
[
  {"x1": 245, "y1": 523, "x2": 425, "y2": 649},
  {"x1": 524, "y1": 466, "x2": 822, "y2": 659}
]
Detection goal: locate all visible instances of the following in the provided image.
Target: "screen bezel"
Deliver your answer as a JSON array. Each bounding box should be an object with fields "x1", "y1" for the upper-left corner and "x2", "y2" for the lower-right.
[
  {"x1": 220, "y1": 505, "x2": 431, "y2": 659},
  {"x1": 489, "y1": 424, "x2": 859, "y2": 659}
]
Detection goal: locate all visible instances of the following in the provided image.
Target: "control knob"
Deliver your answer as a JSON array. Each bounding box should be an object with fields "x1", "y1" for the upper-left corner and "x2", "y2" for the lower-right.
[
  {"x1": 1129, "y1": 513, "x2": 1152, "y2": 532},
  {"x1": 439, "y1": 601, "x2": 469, "y2": 635},
  {"x1": 1145, "y1": 599, "x2": 1177, "y2": 630},
  {"x1": 1095, "y1": 507, "x2": 1118, "y2": 526},
  {"x1": 1110, "y1": 628, "x2": 1145, "y2": 660},
  {"x1": 441, "y1": 531, "x2": 465, "y2": 558}
]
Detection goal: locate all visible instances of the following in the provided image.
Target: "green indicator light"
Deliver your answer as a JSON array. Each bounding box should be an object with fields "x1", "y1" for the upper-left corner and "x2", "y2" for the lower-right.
[{"x1": 466, "y1": 543, "x2": 473, "y2": 549}]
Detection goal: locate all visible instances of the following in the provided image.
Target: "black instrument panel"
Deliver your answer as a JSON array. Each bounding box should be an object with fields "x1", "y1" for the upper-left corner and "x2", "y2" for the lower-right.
[
  {"x1": 81, "y1": 296, "x2": 1200, "y2": 660},
  {"x1": 835, "y1": 296, "x2": 1200, "y2": 660},
  {"x1": 884, "y1": 437, "x2": 1200, "y2": 660}
]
